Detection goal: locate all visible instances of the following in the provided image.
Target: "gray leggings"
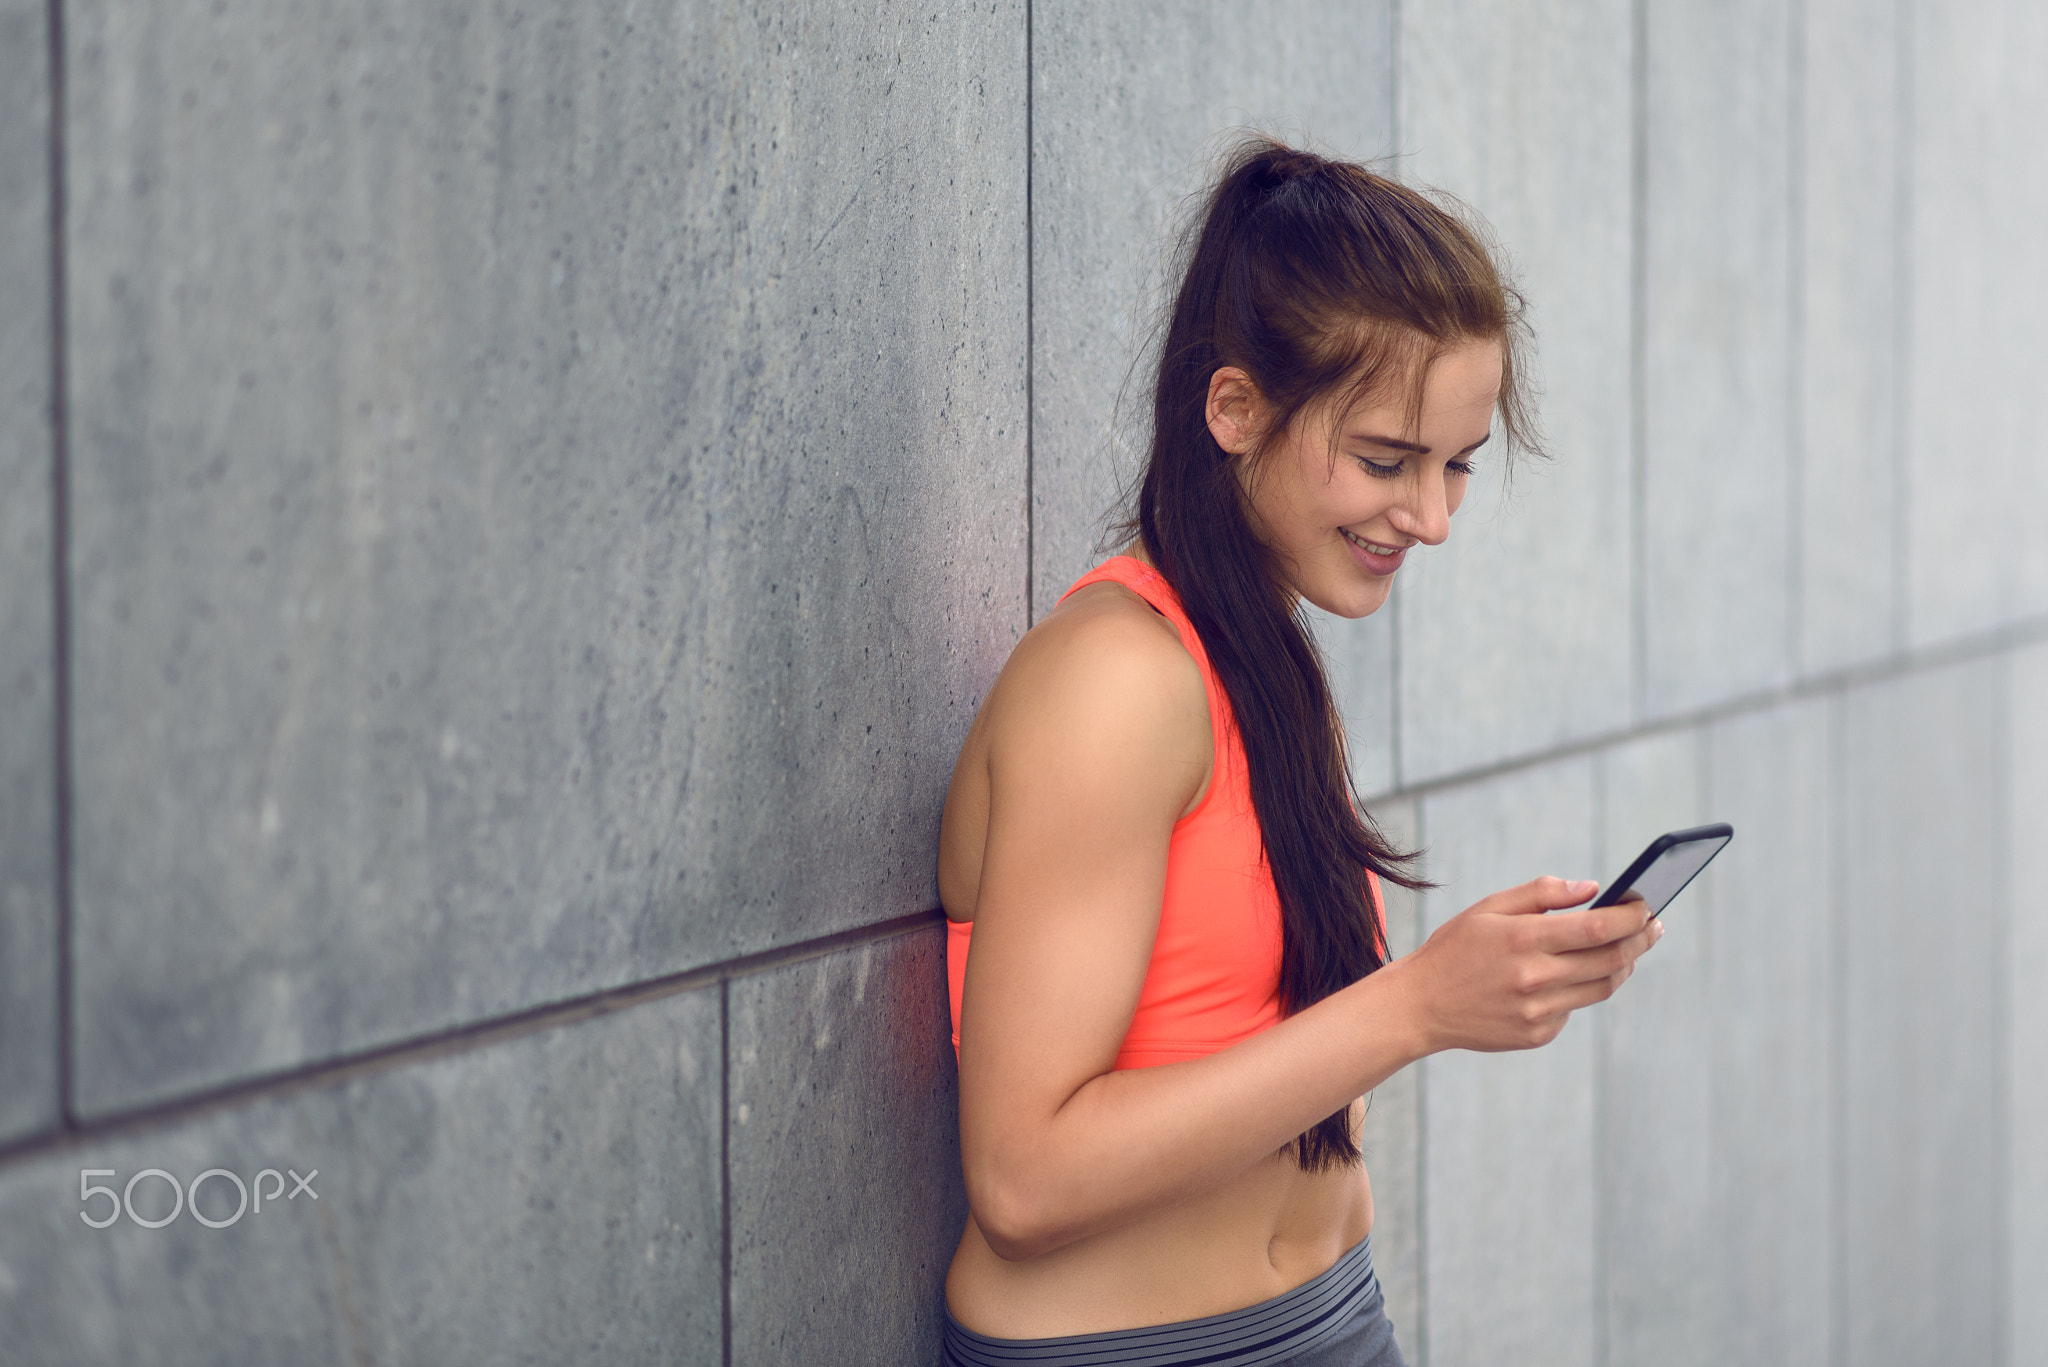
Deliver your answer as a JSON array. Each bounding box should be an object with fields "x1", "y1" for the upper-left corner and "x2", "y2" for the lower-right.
[{"x1": 940, "y1": 1234, "x2": 1408, "y2": 1366}]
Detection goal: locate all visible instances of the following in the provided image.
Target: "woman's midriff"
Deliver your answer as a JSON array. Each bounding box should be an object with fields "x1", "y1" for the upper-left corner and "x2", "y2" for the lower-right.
[{"x1": 942, "y1": 1105, "x2": 1374, "y2": 1341}]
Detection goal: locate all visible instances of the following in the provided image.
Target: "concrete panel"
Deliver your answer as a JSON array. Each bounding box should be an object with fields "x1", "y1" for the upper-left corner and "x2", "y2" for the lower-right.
[
  {"x1": 1596, "y1": 730, "x2": 1714, "y2": 1367},
  {"x1": 1395, "y1": 0, "x2": 1635, "y2": 784},
  {"x1": 2008, "y1": 644, "x2": 2048, "y2": 1367},
  {"x1": 0, "y1": 0, "x2": 58, "y2": 1143},
  {"x1": 1030, "y1": 0, "x2": 1396, "y2": 616},
  {"x1": 1320, "y1": 598, "x2": 1397, "y2": 800},
  {"x1": 1842, "y1": 660, "x2": 2005, "y2": 1364},
  {"x1": 727, "y1": 924, "x2": 963, "y2": 1366},
  {"x1": 64, "y1": 0, "x2": 1028, "y2": 1115},
  {"x1": 1359, "y1": 797, "x2": 1421, "y2": 1353},
  {"x1": 0, "y1": 985, "x2": 723, "y2": 1365},
  {"x1": 1798, "y1": 0, "x2": 1900, "y2": 674},
  {"x1": 1418, "y1": 757, "x2": 1597, "y2": 1367},
  {"x1": 1702, "y1": 699, "x2": 1835, "y2": 1367},
  {"x1": 1642, "y1": 0, "x2": 1794, "y2": 714},
  {"x1": 1905, "y1": 0, "x2": 2048, "y2": 645}
]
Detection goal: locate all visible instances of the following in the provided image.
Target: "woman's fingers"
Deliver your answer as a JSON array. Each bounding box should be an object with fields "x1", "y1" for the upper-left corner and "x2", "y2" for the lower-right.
[
  {"x1": 1412, "y1": 877, "x2": 1667, "y2": 1054},
  {"x1": 1497, "y1": 940, "x2": 1654, "y2": 1046},
  {"x1": 1530, "y1": 898, "x2": 1655, "y2": 953},
  {"x1": 1543, "y1": 916, "x2": 1662, "y2": 986},
  {"x1": 1483, "y1": 897, "x2": 1663, "y2": 1047},
  {"x1": 1474, "y1": 875, "x2": 1599, "y2": 917}
]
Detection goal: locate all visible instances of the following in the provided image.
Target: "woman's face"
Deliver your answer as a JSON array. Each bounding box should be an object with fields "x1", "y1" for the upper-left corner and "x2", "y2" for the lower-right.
[{"x1": 1208, "y1": 338, "x2": 1504, "y2": 620}]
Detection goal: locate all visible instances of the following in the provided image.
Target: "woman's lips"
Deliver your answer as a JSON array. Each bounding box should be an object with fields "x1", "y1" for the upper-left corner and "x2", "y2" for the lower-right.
[{"x1": 1341, "y1": 527, "x2": 1408, "y2": 575}]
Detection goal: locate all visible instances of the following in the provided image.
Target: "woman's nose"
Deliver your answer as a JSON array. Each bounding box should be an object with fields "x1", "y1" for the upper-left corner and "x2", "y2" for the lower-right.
[{"x1": 1390, "y1": 475, "x2": 1453, "y2": 546}]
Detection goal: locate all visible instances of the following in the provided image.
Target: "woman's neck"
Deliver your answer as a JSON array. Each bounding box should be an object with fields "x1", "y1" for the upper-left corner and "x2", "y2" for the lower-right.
[{"x1": 1123, "y1": 541, "x2": 1302, "y2": 613}]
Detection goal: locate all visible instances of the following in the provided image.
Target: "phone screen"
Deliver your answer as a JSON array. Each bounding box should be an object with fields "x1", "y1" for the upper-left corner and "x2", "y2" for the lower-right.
[{"x1": 1593, "y1": 824, "x2": 1733, "y2": 918}]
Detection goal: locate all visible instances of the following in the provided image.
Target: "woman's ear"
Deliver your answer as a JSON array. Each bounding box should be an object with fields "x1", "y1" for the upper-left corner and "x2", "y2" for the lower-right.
[{"x1": 1205, "y1": 367, "x2": 1265, "y2": 456}]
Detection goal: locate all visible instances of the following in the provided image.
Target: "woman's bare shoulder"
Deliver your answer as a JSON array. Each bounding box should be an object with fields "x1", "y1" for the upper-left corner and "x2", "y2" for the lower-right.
[
  {"x1": 986, "y1": 581, "x2": 1205, "y2": 731},
  {"x1": 941, "y1": 581, "x2": 1208, "y2": 918},
  {"x1": 962, "y1": 580, "x2": 1212, "y2": 831}
]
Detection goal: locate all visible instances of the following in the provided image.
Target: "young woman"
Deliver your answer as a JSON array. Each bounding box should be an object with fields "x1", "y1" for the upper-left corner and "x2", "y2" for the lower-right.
[{"x1": 936, "y1": 137, "x2": 1662, "y2": 1367}]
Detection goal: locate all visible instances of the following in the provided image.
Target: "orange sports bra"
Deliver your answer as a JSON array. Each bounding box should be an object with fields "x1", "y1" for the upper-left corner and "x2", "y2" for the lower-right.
[{"x1": 947, "y1": 554, "x2": 1381, "y2": 1069}]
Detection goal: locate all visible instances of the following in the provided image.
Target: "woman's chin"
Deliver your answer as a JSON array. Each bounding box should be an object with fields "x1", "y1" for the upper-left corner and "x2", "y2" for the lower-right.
[{"x1": 1305, "y1": 577, "x2": 1394, "y2": 620}]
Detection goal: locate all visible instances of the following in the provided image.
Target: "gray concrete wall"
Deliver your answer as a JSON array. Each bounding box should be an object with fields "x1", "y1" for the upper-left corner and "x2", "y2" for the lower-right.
[
  {"x1": 6, "y1": 1, "x2": 1011, "y2": 1360},
  {"x1": 61, "y1": 0, "x2": 1025, "y2": 1118},
  {"x1": 1031, "y1": 4, "x2": 2046, "y2": 1367},
  {"x1": 2, "y1": 3, "x2": 2041, "y2": 1364},
  {"x1": 0, "y1": 0, "x2": 60, "y2": 1150},
  {"x1": 1355, "y1": 2, "x2": 2044, "y2": 1364}
]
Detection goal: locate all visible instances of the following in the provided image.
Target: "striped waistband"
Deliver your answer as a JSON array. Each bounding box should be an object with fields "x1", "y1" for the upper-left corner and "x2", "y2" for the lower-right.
[{"x1": 941, "y1": 1234, "x2": 1381, "y2": 1366}]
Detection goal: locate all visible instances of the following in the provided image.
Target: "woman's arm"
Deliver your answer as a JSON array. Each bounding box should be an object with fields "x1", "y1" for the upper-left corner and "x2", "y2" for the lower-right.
[{"x1": 955, "y1": 594, "x2": 1661, "y2": 1262}]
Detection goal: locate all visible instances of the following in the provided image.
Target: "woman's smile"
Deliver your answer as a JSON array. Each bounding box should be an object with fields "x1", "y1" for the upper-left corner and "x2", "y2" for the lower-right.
[{"x1": 1339, "y1": 527, "x2": 1409, "y2": 574}]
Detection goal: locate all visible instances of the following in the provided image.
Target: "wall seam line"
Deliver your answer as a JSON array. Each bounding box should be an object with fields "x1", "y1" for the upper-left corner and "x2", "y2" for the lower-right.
[
  {"x1": 1827, "y1": 691, "x2": 1848, "y2": 1367},
  {"x1": 1889, "y1": 0, "x2": 1913, "y2": 653},
  {"x1": 1411, "y1": 794, "x2": 1428, "y2": 1367},
  {"x1": 1629, "y1": 0, "x2": 1649, "y2": 724},
  {"x1": 1786, "y1": 0, "x2": 1808, "y2": 678},
  {"x1": 1590, "y1": 752, "x2": 1609, "y2": 1367},
  {"x1": 1361, "y1": 608, "x2": 2048, "y2": 808},
  {"x1": 1992, "y1": 651, "x2": 2014, "y2": 1367},
  {"x1": 1023, "y1": 0, "x2": 1035, "y2": 624},
  {"x1": 1388, "y1": 0, "x2": 1405, "y2": 795},
  {"x1": 1388, "y1": 0, "x2": 1402, "y2": 163},
  {"x1": 721, "y1": 979, "x2": 733, "y2": 1367},
  {"x1": 1389, "y1": 16, "x2": 1415, "y2": 1354},
  {"x1": 47, "y1": 0, "x2": 75, "y2": 1135},
  {"x1": 0, "y1": 908, "x2": 944, "y2": 1166},
  {"x1": 1387, "y1": 22, "x2": 1417, "y2": 1357}
]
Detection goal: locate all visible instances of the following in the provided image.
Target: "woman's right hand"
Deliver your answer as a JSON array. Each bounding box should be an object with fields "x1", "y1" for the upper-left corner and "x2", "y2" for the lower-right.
[{"x1": 1395, "y1": 876, "x2": 1664, "y2": 1054}]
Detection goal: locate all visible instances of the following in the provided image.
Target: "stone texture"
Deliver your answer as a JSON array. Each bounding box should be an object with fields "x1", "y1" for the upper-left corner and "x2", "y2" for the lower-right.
[
  {"x1": 1594, "y1": 705, "x2": 1836, "y2": 1367},
  {"x1": 1905, "y1": 0, "x2": 2048, "y2": 645},
  {"x1": 1642, "y1": 0, "x2": 1794, "y2": 715},
  {"x1": 1395, "y1": 0, "x2": 1635, "y2": 784},
  {"x1": 1320, "y1": 599, "x2": 1397, "y2": 800},
  {"x1": 1702, "y1": 699, "x2": 1836, "y2": 1367},
  {"x1": 0, "y1": 0, "x2": 57, "y2": 1145},
  {"x1": 1029, "y1": 0, "x2": 1396, "y2": 615},
  {"x1": 727, "y1": 925, "x2": 963, "y2": 1367},
  {"x1": 1596, "y1": 730, "x2": 1713, "y2": 1367},
  {"x1": 63, "y1": 0, "x2": 1028, "y2": 1116},
  {"x1": 1358, "y1": 797, "x2": 1421, "y2": 1354},
  {"x1": 1841, "y1": 660, "x2": 2006, "y2": 1365},
  {"x1": 8, "y1": 4, "x2": 2037, "y2": 1360},
  {"x1": 1418, "y1": 757, "x2": 1598, "y2": 1367},
  {"x1": 2008, "y1": 644, "x2": 2048, "y2": 1367},
  {"x1": 0, "y1": 985, "x2": 723, "y2": 1365},
  {"x1": 1798, "y1": 0, "x2": 1900, "y2": 674}
]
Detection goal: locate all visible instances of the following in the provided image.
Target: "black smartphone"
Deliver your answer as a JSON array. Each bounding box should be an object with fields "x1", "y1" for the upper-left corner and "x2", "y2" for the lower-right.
[{"x1": 1591, "y1": 823, "x2": 1734, "y2": 918}]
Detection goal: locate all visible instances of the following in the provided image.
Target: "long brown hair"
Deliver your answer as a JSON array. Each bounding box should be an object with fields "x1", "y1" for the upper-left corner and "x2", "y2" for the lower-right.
[{"x1": 1119, "y1": 135, "x2": 1542, "y2": 1169}]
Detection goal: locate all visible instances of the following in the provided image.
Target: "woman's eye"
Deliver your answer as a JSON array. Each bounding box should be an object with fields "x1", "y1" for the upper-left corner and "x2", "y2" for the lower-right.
[
  {"x1": 1359, "y1": 458, "x2": 1403, "y2": 478},
  {"x1": 1447, "y1": 460, "x2": 1477, "y2": 477}
]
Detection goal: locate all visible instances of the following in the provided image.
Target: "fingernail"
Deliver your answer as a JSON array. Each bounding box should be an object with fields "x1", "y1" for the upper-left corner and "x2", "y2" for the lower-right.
[{"x1": 1651, "y1": 920, "x2": 1666, "y2": 940}]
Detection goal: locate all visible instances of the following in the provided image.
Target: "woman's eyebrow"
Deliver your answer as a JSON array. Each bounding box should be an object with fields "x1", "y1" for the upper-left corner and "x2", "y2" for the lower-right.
[{"x1": 1353, "y1": 432, "x2": 1493, "y2": 455}]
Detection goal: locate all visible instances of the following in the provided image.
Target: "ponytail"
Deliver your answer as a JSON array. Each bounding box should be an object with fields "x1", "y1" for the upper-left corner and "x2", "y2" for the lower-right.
[{"x1": 1120, "y1": 136, "x2": 1540, "y2": 1169}]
